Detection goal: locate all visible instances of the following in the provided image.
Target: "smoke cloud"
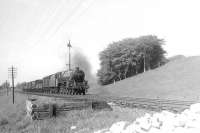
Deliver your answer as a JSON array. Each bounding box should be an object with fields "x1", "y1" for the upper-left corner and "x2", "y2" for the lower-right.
[{"x1": 71, "y1": 49, "x2": 96, "y2": 83}]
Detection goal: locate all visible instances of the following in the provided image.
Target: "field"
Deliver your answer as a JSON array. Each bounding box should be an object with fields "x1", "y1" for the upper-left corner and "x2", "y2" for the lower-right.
[{"x1": 0, "y1": 92, "x2": 152, "y2": 133}]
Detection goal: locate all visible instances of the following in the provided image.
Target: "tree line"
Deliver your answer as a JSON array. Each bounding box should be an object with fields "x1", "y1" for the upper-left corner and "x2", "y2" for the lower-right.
[
  {"x1": 97, "y1": 35, "x2": 167, "y2": 85},
  {"x1": 0, "y1": 81, "x2": 10, "y2": 90}
]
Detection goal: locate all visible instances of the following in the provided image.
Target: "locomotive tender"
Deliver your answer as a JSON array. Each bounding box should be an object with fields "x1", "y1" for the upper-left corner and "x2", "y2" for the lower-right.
[{"x1": 22, "y1": 67, "x2": 89, "y2": 95}]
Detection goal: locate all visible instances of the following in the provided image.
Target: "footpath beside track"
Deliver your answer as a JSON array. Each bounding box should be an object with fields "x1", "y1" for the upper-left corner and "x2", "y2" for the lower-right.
[{"x1": 19, "y1": 91, "x2": 198, "y2": 113}]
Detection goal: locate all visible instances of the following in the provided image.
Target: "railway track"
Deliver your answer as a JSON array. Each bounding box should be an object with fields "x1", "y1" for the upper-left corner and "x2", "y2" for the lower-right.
[{"x1": 19, "y1": 91, "x2": 198, "y2": 113}]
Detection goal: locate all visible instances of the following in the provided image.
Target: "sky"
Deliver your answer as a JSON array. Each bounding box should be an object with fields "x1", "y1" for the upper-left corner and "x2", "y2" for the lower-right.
[{"x1": 0, "y1": 0, "x2": 200, "y2": 84}]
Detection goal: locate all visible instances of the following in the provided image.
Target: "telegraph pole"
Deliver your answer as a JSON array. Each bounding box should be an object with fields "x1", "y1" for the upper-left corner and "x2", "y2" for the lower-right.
[
  {"x1": 6, "y1": 80, "x2": 8, "y2": 96},
  {"x1": 8, "y1": 66, "x2": 17, "y2": 104},
  {"x1": 67, "y1": 40, "x2": 72, "y2": 70},
  {"x1": 143, "y1": 48, "x2": 146, "y2": 72},
  {"x1": 143, "y1": 53, "x2": 146, "y2": 72}
]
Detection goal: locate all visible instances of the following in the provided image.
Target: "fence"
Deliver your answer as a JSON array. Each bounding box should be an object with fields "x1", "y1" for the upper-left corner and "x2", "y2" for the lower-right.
[{"x1": 26, "y1": 99, "x2": 111, "y2": 120}]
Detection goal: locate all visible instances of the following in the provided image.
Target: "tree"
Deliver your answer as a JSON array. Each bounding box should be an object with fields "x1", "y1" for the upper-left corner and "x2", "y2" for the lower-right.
[
  {"x1": 0, "y1": 81, "x2": 10, "y2": 91},
  {"x1": 97, "y1": 35, "x2": 166, "y2": 85}
]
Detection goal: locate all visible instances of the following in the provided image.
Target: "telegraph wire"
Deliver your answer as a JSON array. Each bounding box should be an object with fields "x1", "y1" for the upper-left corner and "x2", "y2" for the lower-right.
[
  {"x1": 49, "y1": 0, "x2": 97, "y2": 38},
  {"x1": 28, "y1": 0, "x2": 84, "y2": 48},
  {"x1": 30, "y1": 0, "x2": 96, "y2": 47},
  {"x1": 72, "y1": 0, "x2": 97, "y2": 23},
  {"x1": 46, "y1": 0, "x2": 86, "y2": 39},
  {"x1": 27, "y1": 1, "x2": 65, "y2": 47}
]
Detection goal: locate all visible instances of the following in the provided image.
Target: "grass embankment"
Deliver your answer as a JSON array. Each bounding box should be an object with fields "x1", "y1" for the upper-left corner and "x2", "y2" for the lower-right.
[
  {"x1": 98, "y1": 56, "x2": 200, "y2": 101},
  {"x1": 0, "y1": 92, "x2": 152, "y2": 133}
]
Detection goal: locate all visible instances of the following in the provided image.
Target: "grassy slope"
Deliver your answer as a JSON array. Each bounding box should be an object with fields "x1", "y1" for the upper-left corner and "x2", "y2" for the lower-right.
[{"x1": 99, "y1": 56, "x2": 200, "y2": 100}]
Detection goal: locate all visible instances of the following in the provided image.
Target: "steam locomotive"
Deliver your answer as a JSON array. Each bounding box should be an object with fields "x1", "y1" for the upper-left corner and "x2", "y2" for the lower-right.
[{"x1": 21, "y1": 67, "x2": 89, "y2": 95}]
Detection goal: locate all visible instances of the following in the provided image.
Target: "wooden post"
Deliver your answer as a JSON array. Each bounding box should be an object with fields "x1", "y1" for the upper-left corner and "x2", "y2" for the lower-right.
[
  {"x1": 6, "y1": 80, "x2": 8, "y2": 96},
  {"x1": 143, "y1": 53, "x2": 146, "y2": 72},
  {"x1": 26, "y1": 100, "x2": 33, "y2": 117},
  {"x1": 8, "y1": 66, "x2": 16, "y2": 104},
  {"x1": 11, "y1": 66, "x2": 14, "y2": 104},
  {"x1": 49, "y1": 104, "x2": 56, "y2": 118}
]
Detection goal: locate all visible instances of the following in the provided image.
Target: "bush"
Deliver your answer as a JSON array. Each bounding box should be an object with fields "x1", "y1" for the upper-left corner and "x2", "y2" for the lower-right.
[{"x1": 0, "y1": 118, "x2": 9, "y2": 126}]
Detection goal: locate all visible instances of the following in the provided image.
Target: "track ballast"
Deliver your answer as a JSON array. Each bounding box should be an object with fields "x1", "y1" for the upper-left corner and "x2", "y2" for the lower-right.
[{"x1": 21, "y1": 91, "x2": 197, "y2": 113}]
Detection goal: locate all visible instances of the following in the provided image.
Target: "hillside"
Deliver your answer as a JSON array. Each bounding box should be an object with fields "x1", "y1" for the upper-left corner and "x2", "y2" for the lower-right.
[{"x1": 97, "y1": 56, "x2": 200, "y2": 100}]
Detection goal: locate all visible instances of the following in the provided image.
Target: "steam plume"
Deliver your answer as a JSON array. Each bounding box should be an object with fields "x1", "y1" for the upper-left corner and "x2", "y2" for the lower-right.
[{"x1": 71, "y1": 49, "x2": 95, "y2": 82}]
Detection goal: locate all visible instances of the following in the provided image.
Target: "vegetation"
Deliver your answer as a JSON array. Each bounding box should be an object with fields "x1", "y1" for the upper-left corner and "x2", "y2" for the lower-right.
[
  {"x1": 97, "y1": 35, "x2": 167, "y2": 85},
  {"x1": 0, "y1": 81, "x2": 10, "y2": 90},
  {"x1": 0, "y1": 92, "x2": 151, "y2": 133}
]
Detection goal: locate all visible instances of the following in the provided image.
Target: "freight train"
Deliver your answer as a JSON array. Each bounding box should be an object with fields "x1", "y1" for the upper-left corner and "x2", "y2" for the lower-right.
[{"x1": 20, "y1": 67, "x2": 89, "y2": 95}]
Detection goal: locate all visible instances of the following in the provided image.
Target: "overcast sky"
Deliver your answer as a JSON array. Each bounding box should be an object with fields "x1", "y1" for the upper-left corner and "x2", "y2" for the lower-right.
[{"x1": 0, "y1": 0, "x2": 200, "y2": 84}]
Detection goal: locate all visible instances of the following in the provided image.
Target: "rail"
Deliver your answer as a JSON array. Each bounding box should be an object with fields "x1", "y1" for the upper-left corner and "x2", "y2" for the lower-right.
[{"x1": 20, "y1": 91, "x2": 197, "y2": 113}]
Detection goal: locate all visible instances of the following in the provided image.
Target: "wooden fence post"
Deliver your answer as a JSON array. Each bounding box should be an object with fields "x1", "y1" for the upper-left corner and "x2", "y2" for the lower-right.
[{"x1": 49, "y1": 104, "x2": 56, "y2": 118}]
